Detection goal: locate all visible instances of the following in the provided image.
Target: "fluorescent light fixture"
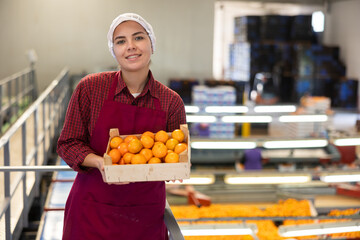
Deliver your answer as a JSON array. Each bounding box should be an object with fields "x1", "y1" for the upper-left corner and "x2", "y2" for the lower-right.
[
  {"x1": 205, "y1": 106, "x2": 248, "y2": 113},
  {"x1": 225, "y1": 174, "x2": 311, "y2": 184},
  {"x1": 334, "y1": 138, "x2": 360, "y2": 146},
  {"x1": 186, "y1": 115, "x2": 217, "y2": 123},
  {"x1": 191, "y1": 141, "x2": 256, "y2": 149},
  {"x1": 221, "y1": 115, "x2": 272, "y2": 123},
  {"x1": 263, "y1": 139, "x2": 328, "y2": 149},
  {"x1": 166, "y1": 175, "x2": 215, "y2": 185},
  {"x1": 254, "y1": 105, "x2": 296, "y2": 113},
  {"x1": 279, "y1": 221, "x2": 360, "y2": 237},
  {"x1": 320, "y1": 173, "x2": 360, "y2": 183},
  {"x1": 181, "y1": 223, "x2": 257, "y2": 236},
  {"x1": 312, "y1": 11, "x2": 325, "y2": 33},
  {"x1": 185, "y1": 105, "x2": 200, "y2": 113},
  {"x1": 279, "y1": 114, "x2": 328, "y2": 122}
]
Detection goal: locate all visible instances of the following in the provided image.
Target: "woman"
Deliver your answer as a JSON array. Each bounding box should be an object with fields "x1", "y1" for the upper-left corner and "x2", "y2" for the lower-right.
[{"x1": 57, "y1": 13, "x2": 186, "y2": 239}]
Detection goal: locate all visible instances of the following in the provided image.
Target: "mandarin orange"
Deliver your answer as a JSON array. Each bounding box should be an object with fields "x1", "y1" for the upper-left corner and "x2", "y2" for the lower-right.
[
  {"x1": 131, "y1": 153, "x2": 147, "y2": 164},
  {"x1": 124, "y1": 135, "x2": 138, "y2": 144},
  {"x1": 174, "y1": 143, "x2": 187, "y2": 154},
  {"x1": 140, "y1": 135, "x2": 154, "y2": 149},
  {"x1": 118, "y1": 142, "x2": 128, "y2": 156},
  {"x1": 108, "y1": 148, "x2": 121, "y2": 164},
  {"x1": 140, "y1": 148, "x2": 153, "y2": 162},
  {"x1": 148, "y1": 157, "x2": 162, "y2": 164},
  {"x1": 155, "y1": 130, "x2": 169, "y2": 143},
  {"x1": 165, "y1": 152, "x2": 179, "y2": 163},
  {"x1": 165, "y1": 138, "x2": 179, "y2": 151},
  {"x1": 122, "y1": 152, "x2": 134, "y2": 164},
  {"x1": 152, "y1": 142, "x2": 168, "y2": 158},
  {"x1": 128, "y1": 138, "x2": 143, "y2": 154},
  {"x1": 171, "y1": 129, "x2": 185, "y2": 142},
  {"x1": 142, "y1": 131, "x2": 155, "y2": 140},
  {"x1": 110, "y1": 136, "x2": 123, "y2": 149}
]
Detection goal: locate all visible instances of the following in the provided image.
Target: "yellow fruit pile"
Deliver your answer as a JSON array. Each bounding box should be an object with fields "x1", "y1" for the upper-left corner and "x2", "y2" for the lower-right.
[
  {"x1": 107, "y1": 129, "x2": 187, "y2": 165},
  {"x1": 171, "y1": 200, "x2": 360, "y2": 240}
]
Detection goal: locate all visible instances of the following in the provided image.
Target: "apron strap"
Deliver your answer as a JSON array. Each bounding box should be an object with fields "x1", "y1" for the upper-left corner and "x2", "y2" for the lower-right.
[{"x1": 107, "y1": 71, "x2": 119, "y2": 101}]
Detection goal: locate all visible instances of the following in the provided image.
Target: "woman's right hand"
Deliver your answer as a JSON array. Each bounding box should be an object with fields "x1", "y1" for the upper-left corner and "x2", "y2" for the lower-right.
[{"x1": 83, "y1": 153, "x2": 130, "y2": 185}]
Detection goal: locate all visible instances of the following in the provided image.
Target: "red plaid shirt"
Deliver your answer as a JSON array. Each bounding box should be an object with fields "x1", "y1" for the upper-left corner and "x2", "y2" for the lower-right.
[{"x1": 57, "y1": 70, "x2": 186, "y2": 171}]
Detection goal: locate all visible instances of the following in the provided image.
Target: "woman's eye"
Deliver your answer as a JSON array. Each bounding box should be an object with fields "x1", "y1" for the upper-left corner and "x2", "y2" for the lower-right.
[
  {"x1": 115, "y1": 39, "x2": 125, "y2": 45},
  {"x1": 135, "y1": 36, "x2": 144, "y2": 41}
]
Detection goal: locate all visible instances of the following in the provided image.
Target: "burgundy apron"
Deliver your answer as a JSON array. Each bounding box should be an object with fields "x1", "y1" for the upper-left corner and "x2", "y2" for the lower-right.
[{"x1": 63, "y1": 72, "x2": 168, "y2": 240}]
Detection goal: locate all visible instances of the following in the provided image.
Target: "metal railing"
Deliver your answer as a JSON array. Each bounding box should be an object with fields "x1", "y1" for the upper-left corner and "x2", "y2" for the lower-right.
[
  {"x1": 0, "y1": 68, "x2": 70, "y2": 240},
  {"x1": 0, "y1": 67, "x2": 37, "y2": 135}
]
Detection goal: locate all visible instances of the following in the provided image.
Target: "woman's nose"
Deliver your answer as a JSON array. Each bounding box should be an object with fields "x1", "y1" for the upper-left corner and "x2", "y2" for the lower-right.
[{"x1": 127, "y1": 40, "x2": 136, "y2": 50}]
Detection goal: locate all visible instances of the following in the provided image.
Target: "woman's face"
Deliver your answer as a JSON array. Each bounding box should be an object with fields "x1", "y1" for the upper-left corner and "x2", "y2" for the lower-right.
[{"x1": 112, "y1": 21, "x2": 152, "y2": 73}]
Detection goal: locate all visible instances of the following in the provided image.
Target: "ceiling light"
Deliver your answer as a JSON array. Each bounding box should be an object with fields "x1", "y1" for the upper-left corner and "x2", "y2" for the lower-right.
[
  {"x1": 191, "y1": 141, "x2": 256, "y2": 149},
  {"x1": 186, "y1": 115, "x2": 217, "y2": 123},
  {"x1": 225, "y1": 174, "x2": 311, "y2": 185},
  {"x1": 254, "y1": 105, "x2": 296, "y2": 113},
  {"x1": 279, "y1": 221, "x2": 360, "y2": 237},
  {"x1": 185, "y1": 105, "x2": 200, "y2": 113},
  {"x1": 221, "y1": 115, "x2": 272, "y2": 123},
  {"x1": 181, "y1": 223, "x2": 257, "y2": 236},
  {"x1": 263, "y1": 139, "x2": 328, "y2": 149},
  {"x1": 166, "y1": 175, "x2": 215, "y2": 185},
  {"x1": 334, "y1": 138, "x2": 360, "y2": 146},
  {"x1": 205, "y1": 106, "x2": 248, "y2": 113},
  {"x1": 320, "y1": 173, "x2": 360, "y2": 183},
  {"x1": 279, "y1": 114, "x2": 328, "y2": 122}
]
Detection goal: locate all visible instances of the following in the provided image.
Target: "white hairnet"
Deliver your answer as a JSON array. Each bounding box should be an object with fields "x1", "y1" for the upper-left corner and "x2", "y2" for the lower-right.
[{"x1": 107, "y1": 13, "x2": 156, "y2": 58}]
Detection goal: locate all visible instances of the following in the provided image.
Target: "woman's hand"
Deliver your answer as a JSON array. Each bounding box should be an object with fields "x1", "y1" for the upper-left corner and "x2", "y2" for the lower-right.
[{"x1": 83, "y1": 153, "x2": 130, "y2": 185}]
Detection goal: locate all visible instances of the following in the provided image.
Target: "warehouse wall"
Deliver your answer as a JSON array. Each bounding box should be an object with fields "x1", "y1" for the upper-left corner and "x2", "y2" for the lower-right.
[
  {"x1": 323, "y1": 0, "x2": 360, "y2": 81},
  {"x1": 0, "y1": 0, "x2": 215, "y2": 91}
]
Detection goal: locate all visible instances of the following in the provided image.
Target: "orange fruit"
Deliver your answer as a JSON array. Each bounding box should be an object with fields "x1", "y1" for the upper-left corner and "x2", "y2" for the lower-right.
[
  {"x1": 165, "y1": 138, "x2": 179, "y2": 151},
  {"x1": 155, "y1": 130, "x2": 169, "y2": 143},
  {"x1": 118, "y1": 142, "x2": 128, "y2": 156},
  {"x1": 174, "y1": 143, "x2": 187, "y2": 154},
  {"x1": 118, "y1": 157, "x2": 125, "y2": 165},
  {"x1": 108, "y1": 148, "x2": 121, "y2": 164},
  {"x1": 142, "y1": 131, "x2": 155, "y2": 140},
  {"x1": 124, "y1": 135, "x2": 138, "y2": 143},
  {"x1": 131, "y1": 153, "x2": 147, "y2": 164},
  {"x1": 128, "y1": 139, "x2": 143, "y2": 153},
  {"x1": 140, "y1": 148, "x2": 153, "y2": 162},
  {"x1": 140, "y1": 135, "x2": 154, "y2": 149},
  {"x1": 110, "y1": 136, "x2": 123, "y2": 149},
  {"x1": 122, "y1": 152, "x2": 134, "y2": 164},
  {"x1": 152, "y1": 142, "x2": 168, "y2": 158},
  {"x1": 165, "y1": 152, "x2": 179, "y2": 163},
  {"x1": 148, "y1": 157, "x2": 162, "y2": 164},
  {"x1": 172, "y1": 129, "x2": 185, "y2": 142}
]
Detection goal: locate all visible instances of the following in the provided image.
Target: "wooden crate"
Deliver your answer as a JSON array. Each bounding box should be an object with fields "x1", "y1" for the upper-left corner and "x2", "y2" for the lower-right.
[{"x1": 103, "y1": 124, "x2": 191, "y2": 183}]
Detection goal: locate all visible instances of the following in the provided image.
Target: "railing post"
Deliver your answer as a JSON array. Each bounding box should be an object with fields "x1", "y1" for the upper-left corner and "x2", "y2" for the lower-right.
[
  {"x1": 21, "y1": 123, "x2": 29, "y2": 228},
  {"x1": 0, "y1": 84, "x2": 3, "y2": 134},
  {"x1": 34, "y1": 109, "x2": 39, "y2": 195},
  {"x1": 4, "y1": 142, "x2": 12, "y2": 240},
  {"x1": 15, "y1": 77, "x2": 19, "y2": 118}
]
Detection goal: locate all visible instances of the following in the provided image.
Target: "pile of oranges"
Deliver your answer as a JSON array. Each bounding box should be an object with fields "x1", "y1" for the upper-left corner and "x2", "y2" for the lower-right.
[{"x1": 107, "y1": 129, "x2": 187, "y2": 165}]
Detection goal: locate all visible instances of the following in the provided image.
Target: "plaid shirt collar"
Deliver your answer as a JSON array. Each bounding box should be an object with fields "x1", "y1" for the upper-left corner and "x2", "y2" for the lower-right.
[{"x1": 115, "y1": 70, "x2": 159, "y2": 99}]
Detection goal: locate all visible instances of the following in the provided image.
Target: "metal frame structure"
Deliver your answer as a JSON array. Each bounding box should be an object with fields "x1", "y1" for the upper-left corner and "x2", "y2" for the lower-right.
[
  {"x1": 0, "y1": 68, "x2": 70, "y2": 240},
  {"x1": 0, "y1": 67, "x2": 37, "y2": 135}
]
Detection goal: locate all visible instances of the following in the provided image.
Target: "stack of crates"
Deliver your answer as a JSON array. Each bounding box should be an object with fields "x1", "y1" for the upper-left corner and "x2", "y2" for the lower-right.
[{"x1": 192, "y1": 85, "x2": 236, "y2": 139}]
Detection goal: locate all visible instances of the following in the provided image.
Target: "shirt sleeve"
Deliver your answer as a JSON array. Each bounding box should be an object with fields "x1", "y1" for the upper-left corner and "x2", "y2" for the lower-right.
[
  {"x1": 57, "y1": 79, "x2": 97, "y2": 172},
  {"x1": 166, "y1": 93, "x2": 187, "y2": 132}
]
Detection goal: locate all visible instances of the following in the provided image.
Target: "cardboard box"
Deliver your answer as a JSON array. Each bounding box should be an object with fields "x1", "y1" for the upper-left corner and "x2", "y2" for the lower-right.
[{"x1": 103, "y1": 124, "x2": 191, "y2": 183}]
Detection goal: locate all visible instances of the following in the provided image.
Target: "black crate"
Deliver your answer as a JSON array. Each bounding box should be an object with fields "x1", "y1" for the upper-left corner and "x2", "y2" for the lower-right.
[
  {"x1": 234, "y1": 16, "x2": 261, "y2": 42},
  {"x1": 333, "y1": 79, "x2": 358, "y2": 109},
  {"x1": 169, "y1": 78, "x2": 199, "y2": 104}
]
